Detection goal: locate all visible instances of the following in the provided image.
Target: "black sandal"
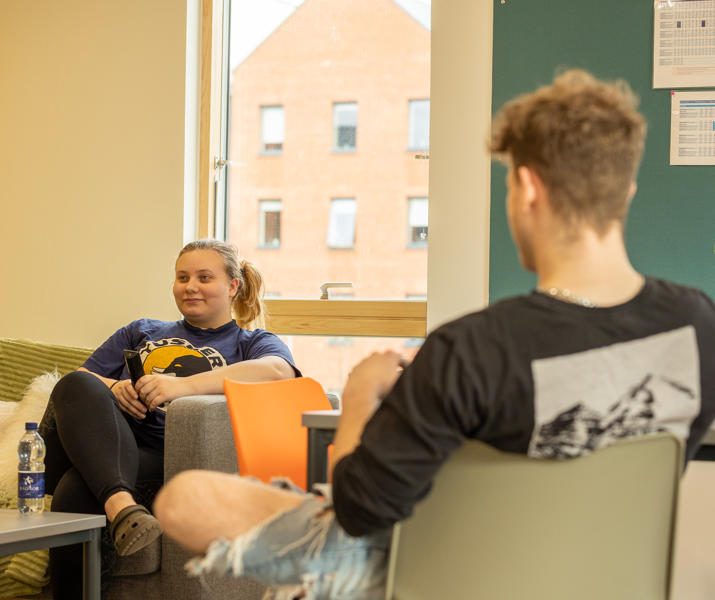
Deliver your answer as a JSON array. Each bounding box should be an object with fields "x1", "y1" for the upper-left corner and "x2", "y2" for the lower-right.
[{"x1": 110, "y1": 504, "x2": 162, "y2": 556}]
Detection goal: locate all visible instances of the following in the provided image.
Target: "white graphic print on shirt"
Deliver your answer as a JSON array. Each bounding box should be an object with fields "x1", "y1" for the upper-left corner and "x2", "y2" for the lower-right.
[{"x1": 529, "y1": 326, "x2": 700, "y2": 459}]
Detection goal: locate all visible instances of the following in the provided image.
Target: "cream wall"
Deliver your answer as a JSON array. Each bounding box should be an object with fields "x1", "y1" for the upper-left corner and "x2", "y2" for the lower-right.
[
  {"x1": 427, "y1": 0, "x2": 492, "y2": 331},
  {"x1": 0, "y1": 0, "x2": 489, "y2": 345},
  {"x1": 0, "y1": 0, "x2": 191, "y2": 347}
]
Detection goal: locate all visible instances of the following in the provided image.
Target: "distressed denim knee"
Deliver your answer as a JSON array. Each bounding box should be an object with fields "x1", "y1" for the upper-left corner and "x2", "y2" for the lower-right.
[{"x1": 187, "y1": 486, "x2": 391, "y2": 600}]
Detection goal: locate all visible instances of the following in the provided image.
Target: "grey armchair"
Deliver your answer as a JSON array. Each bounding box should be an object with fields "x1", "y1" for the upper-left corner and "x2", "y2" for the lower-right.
[
  {"x1": 107, "y1": 394, "x2": 266, "y2": 600},
  {"x1": 1, "y1": 339, "x2": 266, "y2": 599}
]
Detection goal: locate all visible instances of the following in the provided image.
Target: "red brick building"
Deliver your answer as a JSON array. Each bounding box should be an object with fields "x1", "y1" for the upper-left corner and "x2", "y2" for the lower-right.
[{"x1": 228, "y1": 0, "x2": 430, "y2": 392}]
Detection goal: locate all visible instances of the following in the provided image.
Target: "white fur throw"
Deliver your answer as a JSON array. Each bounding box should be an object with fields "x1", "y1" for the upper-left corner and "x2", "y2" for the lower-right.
[{"x1": 0, "y1": 371, "x2": 59, "y2": 498}]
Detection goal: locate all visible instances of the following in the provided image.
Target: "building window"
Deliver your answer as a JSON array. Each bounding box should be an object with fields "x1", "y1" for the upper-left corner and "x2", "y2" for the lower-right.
[
  {"x1": 408, "y1": 99, "x2": 430, "y2": 151},
  {"x1": 333, "y1": 102, "x2": 357, "y2": 152},
  {"x1": 260, "y1": 105, "x2": 284, "y2": 153},
  {"x1": 407, "y1": 197, "x2": 428, "y2": 247},
  {"x1": 259, "y1": 199, "x2": 282, "y2": 248},
  {"x1": 327, "y1": 198, "x2": 356, "y2": 248}
]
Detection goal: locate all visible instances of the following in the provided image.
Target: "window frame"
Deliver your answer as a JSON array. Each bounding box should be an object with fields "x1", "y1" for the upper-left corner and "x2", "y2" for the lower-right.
[
  {"x1": 259, "y1": 105, "x2": 285, "y2": 155},
  {"x1": 264, "y1": 299, "x2": 426, "y2": 337},
  {"x1": 258, "y1": 199, "x2": 282, "y2": 249},
  {"x1": 197, "y1": 0, "x2": 506, "y2": 337},
  {"x1": 326, "y1": 197, "x2": 357, "y2": 249},
  {"x1": 407, "y1": 196, "x2": 429, "y2": 249},
  {"x1": 408, "y1": 98, "x2": 430, "y2": 152},
  {"x1": 197, "y1": 0, "x2": 230, "y2": 240},
  {"x1": 332, "y1": 101, "x2": 358, "y2": 153}
]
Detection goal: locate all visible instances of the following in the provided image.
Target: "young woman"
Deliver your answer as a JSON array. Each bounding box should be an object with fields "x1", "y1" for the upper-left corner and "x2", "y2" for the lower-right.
[{"x1": 41, "y1": 239, "x2": 299, "y2": 598}]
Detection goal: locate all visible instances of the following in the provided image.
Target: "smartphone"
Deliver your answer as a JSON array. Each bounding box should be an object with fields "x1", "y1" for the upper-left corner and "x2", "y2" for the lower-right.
[
  {"x1": 123, "y1": 349, "x2": 144, "y2": 385},
  {"x1": 123, "y1": 349, "x2": 167, "y2": 412}
]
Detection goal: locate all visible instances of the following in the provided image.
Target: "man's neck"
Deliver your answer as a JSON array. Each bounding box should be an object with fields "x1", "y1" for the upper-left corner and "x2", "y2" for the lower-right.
[{"x1": 535, "y1": 224, "x2": 644, "y2": 307}]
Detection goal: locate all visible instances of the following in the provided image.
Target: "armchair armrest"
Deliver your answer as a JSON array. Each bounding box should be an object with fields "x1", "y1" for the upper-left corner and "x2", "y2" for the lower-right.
[
  {"x1": 163, "y1": 395, "x2": 237, "y2": 482},
  {"x1": 160, "y1": 395, "x2": 265, "y2": 600}
]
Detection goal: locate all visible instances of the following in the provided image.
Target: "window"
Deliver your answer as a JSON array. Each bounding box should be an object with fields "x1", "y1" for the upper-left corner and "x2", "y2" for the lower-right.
[
  {"x1": 259, "y1": 199, "x2": 281, "y2": 248},
  {"x1": 407, "y1": 197, "x2": 428, "y2": 247},
  {"x1": 272, "y1": 334, "x2": 423, "y2": 393},
  {"x1": 215, "y1": 0, "x2": 431, "y2": 361},
  {"x1": 333, "y1": 102, "x2": 358, "y2": 152},
  {"x1": 224, "y1": 3, "x2": 429, "y2": 299},
  {"x1": 260, "y1": 105, "x2": 284, "y2": 153},
  {"x1": 327, "y1": 198, "x2": 356, "y2": 248},
  {"x1": 408, "y1": 99, "x2": 430, "y2": 151}
]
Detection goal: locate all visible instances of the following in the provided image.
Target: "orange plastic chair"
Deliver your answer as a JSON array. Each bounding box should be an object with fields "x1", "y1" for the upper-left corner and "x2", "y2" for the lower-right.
[{"x1": 223, "y1": 376, "x2": 333, "y2": 490}]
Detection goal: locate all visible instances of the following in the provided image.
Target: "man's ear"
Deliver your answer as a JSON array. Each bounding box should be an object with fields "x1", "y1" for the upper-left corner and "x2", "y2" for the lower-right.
[
  {"x1": 516, "y1": 166, "x2": 542, "y2": 208},
  {"x1": 627, "y1": 181, "x2": 637, "y2": 202}
]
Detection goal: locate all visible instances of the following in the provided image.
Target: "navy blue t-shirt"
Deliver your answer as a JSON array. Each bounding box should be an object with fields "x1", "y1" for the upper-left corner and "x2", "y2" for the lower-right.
[{"x1": 83, "y1": 318, "x2": 300, "y2": 449}]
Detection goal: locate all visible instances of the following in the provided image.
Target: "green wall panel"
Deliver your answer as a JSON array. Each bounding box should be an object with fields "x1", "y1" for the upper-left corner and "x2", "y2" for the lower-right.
[{"x1": 490, "y1": 0, "x2": 715, "y2": 303}]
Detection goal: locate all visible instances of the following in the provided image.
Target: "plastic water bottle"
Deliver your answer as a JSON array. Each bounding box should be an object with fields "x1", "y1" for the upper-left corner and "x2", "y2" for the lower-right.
[{"x1": 18, "y1": 422, "x2": 45, "y2": 514}]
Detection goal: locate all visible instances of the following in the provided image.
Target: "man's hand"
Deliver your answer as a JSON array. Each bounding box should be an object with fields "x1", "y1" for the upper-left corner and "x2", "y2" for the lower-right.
[
  {"x1": 343, "y1": 350, "x2": 407, "y2": 410},
  {"x1": 332, "y1": 350, "x2": 409, "y2": 472},
  {"x1": 112, "y1": 379, "x2": 147, "y2": 419},
  {"x1": 135, "y1": 374, "x2": 195, "y2": 412}
]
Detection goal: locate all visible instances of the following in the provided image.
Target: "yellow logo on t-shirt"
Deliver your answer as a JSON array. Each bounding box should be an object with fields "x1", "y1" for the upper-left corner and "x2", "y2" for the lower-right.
[{"x1": 137, "y1": 338, "x2": 228, "y2": 377}]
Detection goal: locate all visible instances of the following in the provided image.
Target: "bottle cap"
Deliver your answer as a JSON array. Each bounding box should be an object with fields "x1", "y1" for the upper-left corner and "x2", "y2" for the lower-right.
[{"x1": 25, "y1": 422, "x2": 38, "y2": 430}]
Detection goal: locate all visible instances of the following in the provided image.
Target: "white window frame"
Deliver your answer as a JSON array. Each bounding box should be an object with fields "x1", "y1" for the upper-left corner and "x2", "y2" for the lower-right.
[
  {"x1": 407, "y1": 197, "x2": 428, "y2": 248},
  {"x1": 333, "y1": 102, "x2": 358, "y2": 152},
  {"x1": 258, "y1": 199, "x2": 282, "y2": 248},
  {"x1": 198, "y1": 1, "x2": 494, "y2": 338},
  {"x1": 327, "y1": 197, "x2": 356, "y2": 249},
  {"x1": 260, "y1": 105, "x2": 285, "y2": 154},
  {"x1": 408, "y1": 99, "x2": 430, "y2": 151}
]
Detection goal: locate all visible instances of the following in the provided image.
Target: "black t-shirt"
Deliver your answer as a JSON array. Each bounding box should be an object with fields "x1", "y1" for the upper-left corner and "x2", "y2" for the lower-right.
[{"x1": 332, "y1": 278, "x2": 715, "y2": 536}]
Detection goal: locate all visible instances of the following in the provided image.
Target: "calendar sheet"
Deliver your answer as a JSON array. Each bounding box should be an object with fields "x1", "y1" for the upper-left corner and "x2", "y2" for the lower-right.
[
  {"x1": 654, "y1": 0, "x2": 715, "y2": 88},
  {"x1": 670, "y1": 91, "x2": 715, "y2": 164}
]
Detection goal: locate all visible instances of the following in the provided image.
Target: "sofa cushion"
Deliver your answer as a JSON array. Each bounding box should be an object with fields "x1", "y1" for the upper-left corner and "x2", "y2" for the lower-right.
[
  {"x1": 1, "y1": 371, "x2": 60, "y2": 497},
  {"x1": 0, "y1": 338, "x2": 93, "y2": 405}
]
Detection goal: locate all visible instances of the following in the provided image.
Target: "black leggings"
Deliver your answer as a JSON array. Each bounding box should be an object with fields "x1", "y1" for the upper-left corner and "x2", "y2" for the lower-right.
[{"x1": 43, "y1": 371, "x2": 163, "y2": 599}]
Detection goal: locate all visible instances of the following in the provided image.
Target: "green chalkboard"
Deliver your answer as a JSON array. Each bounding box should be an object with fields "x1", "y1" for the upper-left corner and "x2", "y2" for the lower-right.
[{"x1": 490, "y1": 0, "x2": 715, "y2": 303}]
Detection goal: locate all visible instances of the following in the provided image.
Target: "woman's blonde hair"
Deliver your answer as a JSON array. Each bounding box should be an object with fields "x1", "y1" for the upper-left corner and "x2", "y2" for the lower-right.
[{"x1": 177, "y1": 239, "x2": 266, "y2": 329}]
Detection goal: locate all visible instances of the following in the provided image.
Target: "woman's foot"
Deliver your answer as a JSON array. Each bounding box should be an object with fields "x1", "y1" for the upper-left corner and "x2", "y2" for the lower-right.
[
  {"x1": 104, "y1": 490, "x2": 136, "y2": 522},
  {"x1": 110, "y1": 504, "x2": 163, "y2": 556}
]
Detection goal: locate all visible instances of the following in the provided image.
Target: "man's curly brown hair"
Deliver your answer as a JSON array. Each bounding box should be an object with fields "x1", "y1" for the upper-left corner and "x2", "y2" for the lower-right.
[{"x1": 490, "y1": 70, "x2": 647, "y2": 235}]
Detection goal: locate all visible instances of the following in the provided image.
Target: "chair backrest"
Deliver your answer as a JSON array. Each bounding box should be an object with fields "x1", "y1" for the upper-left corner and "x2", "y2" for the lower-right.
[
  {"x1": 223, "y1": 377, "x2": 333, "y2": 490},
  {"x1": 385, "y1": 432, "x2": 683, "y2": 600}
]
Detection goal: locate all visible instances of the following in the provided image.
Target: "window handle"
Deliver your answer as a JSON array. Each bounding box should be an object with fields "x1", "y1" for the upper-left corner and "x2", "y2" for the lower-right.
[
  {"x1": 320, "y1": 282, "x2": 353, "y2": 300},
  {"x1": 214, "y1": 156, "x2": 237, "y2": 169}
]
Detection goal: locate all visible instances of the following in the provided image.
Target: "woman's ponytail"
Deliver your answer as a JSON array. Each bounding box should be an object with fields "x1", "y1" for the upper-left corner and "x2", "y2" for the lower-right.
[{"x1": 233, "y1": 259, "x2": 266, "y2": 330}]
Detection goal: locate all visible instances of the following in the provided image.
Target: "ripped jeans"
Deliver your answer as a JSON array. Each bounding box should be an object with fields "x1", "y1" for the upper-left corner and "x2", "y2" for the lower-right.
[{"x1": 187, "y1": 481, "x2": 392, "y2": 600}]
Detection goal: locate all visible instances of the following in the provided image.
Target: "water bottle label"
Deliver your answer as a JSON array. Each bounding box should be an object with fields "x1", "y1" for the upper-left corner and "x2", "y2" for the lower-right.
[{"x1": 18, "y1": 471, "x2": 45, "y2": 499}]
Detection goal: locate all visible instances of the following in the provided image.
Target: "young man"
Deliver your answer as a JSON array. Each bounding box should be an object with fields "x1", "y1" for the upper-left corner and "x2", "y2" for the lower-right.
[{"x1": 154, "y1": 70, "x2": 715, "y2": 599}]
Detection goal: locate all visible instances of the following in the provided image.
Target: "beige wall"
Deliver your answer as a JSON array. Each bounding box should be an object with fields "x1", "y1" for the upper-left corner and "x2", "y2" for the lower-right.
[
  {"x1": 0, "y1": 0, "x2": 191, "y2": 348},
  {"x1": 427, "y1": 0, "x2": 492, "y2": 331},
  {"x1": 0, "y1": 0, "x2": 490, "y2": 346}
]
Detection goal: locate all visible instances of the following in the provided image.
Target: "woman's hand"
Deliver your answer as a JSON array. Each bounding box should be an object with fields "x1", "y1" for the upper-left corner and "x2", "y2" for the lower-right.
[
  {"x1": 111, "y1": 379, "x2": 148, "y2": 420},
  {"x1": 135, "y1": 374, "x2": 195, "y2": 412}
]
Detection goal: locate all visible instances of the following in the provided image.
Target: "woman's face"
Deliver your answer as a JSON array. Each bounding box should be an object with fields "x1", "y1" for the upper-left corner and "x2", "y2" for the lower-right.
[{"x1": 173, "y1": 249, "x2": 239, "y2": 329}]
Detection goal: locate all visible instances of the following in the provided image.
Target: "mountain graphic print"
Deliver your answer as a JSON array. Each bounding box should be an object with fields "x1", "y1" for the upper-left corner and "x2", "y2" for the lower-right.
[{"x1": 529, "y1": 326, "x2": 700, "y2": 459}]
